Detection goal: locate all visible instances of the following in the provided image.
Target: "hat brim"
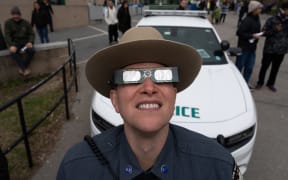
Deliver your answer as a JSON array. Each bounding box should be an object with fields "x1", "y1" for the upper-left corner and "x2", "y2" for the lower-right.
[{"x1": 86, "y1": 39, "x2": 202, "y2": 98}]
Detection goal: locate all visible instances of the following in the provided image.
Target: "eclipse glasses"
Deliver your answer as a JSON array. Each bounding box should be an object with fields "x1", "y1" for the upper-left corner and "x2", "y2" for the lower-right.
[{"x1": 113, "y1": 67, "x2": 179, "y2": 85}]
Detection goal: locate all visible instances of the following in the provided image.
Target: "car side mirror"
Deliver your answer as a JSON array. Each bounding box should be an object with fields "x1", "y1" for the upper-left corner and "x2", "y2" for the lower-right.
[
  {"x1": 220, "y1": 40, "x2": 242, "y2": 56},
  {"x1": 221, "y1": 40, "x2": 230, "y2": 51},
  {"x1": 213, "y1": 40, "x2": 230, "y2": 57}
]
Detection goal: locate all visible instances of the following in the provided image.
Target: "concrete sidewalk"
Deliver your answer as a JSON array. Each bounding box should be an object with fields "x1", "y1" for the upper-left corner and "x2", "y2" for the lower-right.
[
  {"x1": 31, "y1": 26, "x2": 95, "y2": 179},
  {"x1": 31, "y1": 63, "x2": 93, "y2": 180}
]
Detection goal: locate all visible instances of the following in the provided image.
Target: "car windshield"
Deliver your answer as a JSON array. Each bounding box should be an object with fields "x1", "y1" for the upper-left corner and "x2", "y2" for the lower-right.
[{"x1": 153, "y1": 26, "x2": 228, "y2": 65}]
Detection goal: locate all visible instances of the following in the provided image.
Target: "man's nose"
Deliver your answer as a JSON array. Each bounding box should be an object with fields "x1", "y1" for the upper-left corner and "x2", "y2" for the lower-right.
[{"x1": 141, "y1": 78, "x2": 157, "y2": 95}]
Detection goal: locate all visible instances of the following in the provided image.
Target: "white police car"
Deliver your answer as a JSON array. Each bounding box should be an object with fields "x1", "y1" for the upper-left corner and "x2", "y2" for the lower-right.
[{"x1": 90, "y1": 10, "x2": 257, "y2": 174}]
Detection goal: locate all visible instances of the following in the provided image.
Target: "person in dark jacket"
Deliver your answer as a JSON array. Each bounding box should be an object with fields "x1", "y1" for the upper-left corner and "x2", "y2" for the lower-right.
[
  {"x1": 31, "y1": 1, "x2": 49, "y2": 43},
  {"x1": 117, "y1": 0, "x2": 131, "y2": 34},
  {"x1": 57, "y1": 27, "x2": 242, "y2": 180},
  {"x1": 198, "y1": 0, "x2": 206, "y2": 10},
  {"x1": 236, "y1": 0, "x2": 263, "y2": 87},
  {"x1": 4, "y1": 6, "x2": 35, "y2": 76},
  {"x1": 208, "y1": 0, "x2": 217, "y2": 23},
  {"x1": 238, "y1": 0, "x2": 249, "y2": 27},
  {"x1": 38, "y1": 0, "x2": 54, "y2": 32},
  {"x1": 255, "y1": 2, "x2": 288, "y2": 92}
]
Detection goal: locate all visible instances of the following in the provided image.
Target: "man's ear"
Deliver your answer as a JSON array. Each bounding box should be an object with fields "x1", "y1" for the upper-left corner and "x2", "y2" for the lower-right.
[{"x1": 110, "y1": 89, "x2": 120, "y2": 113}]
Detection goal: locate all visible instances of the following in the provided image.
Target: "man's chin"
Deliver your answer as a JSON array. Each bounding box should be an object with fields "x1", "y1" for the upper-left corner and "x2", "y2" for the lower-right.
[
  {"x1": 134, "y1": 123, "x2": 169, "y2": 136},
  {"x1": 13, "y1": 18, "x2": 21, "y2": 22}
]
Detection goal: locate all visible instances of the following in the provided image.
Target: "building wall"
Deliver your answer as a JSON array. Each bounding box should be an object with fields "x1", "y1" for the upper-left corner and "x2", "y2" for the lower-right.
[
  {"x1": 66, "y1": 0, "x2": 88, "y2": 5},
  {"x1": 0, "y1": 1, "x2": 89, "y2": 31},
  {"x1": 88, "y1": 0, "x2": 105, "y2": 5},
  {"x1": 52, "y1": 5, "x2": 89, "y2": 29},
  {"x1": 0, "y1": 0, "x2": 34, "y2": 6}
]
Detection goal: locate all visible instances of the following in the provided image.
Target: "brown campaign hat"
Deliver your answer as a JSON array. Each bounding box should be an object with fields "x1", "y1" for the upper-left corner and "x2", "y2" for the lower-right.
[{"x1": 86, "y1": 27, "x2": 202, "y2": 98}]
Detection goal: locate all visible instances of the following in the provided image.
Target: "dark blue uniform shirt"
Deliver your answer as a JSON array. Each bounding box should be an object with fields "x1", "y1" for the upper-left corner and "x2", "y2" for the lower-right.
[{"x1": 57, "y1": 124, "x2": 235, "y2": 180}]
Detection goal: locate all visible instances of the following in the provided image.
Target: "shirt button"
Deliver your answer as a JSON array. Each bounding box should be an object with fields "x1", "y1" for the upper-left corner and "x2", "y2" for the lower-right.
[
  {"x1": 124, "y1": 165, "x2": 133, "y2": 175},
  {"x1": 161, "y1": 164, "x2": 168, "y2": 174}
]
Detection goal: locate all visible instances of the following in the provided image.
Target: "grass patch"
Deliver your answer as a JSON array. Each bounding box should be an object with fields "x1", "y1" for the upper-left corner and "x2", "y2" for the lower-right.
[
  {"x1": 0, "y1": 73, "x2": 74, "y2": 179},
  {"x1": 0, "y1": 75, "x2": 49, "y2": 103}
]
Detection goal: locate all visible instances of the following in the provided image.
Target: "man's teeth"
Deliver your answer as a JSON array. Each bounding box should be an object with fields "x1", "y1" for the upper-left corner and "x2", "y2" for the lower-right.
[{"x1": 138, "y1": 104, "x2": 160, "y2": 109}]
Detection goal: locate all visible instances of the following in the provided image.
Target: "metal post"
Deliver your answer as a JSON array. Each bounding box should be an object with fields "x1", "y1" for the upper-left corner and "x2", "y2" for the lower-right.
[
  {"x1": 68, "y1": 38, "x2": 71, "y2": 56},
  {"x1": 17, "y1": 100, "x2": 33, "y2": 168},
  {"x1": 68, "y1": 39, "x2": 73, "y2": 76},
  {"x1": 72, "y1": 47, "x2": 78, "y2": 92},
  {"x1": 62, "y1": 66, "x2": 70, "y2": 120}
]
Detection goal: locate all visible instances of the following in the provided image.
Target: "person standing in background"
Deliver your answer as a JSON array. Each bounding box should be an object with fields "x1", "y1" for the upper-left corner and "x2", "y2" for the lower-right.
[
  {"x1": 104, "y1": 0, "x2": 118, "y2": 45},
  {"x1": 198, "y1": 0, "x2": 206, "y2": 10},
  {"x1": 117, "y1": 0, "x2": 131, "y2": 34},
  {"x1": 235, "y1": 1, "x2": 262, "y2": 88},
  {"x1": 220, "y1": 0, "x2": 229, "y2": 23},
  {"x1": 238, "y1": 0, "x2": 249, "y2": 27},
  {"x1": 39, "y1": 0, "x2": 54, "y2": 32},
  {"x1": 177, "y1": 0, "x2": 187, "y2": 10},
  {"x1": 208, "y1": 0, "x2": 216, "y2": 24},
  {"x1": 31, "y1": 1, "x2": 49, "y2": 43},
  {"x1": 4, "y1": 6, "x2": 35, "y2": 76},
  {"x1": 255, "y1": 2, "x2": 288, "y2": 92}
]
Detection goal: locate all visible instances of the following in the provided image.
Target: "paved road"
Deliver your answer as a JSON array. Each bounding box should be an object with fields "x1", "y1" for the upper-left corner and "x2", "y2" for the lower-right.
[{"x1": 32, "y1": 12, "x2": 288, "y2": 180}]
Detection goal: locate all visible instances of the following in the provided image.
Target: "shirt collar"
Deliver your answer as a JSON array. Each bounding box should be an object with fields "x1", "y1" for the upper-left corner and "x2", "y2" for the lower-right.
[{"x1": 119, "y1": 129, "x2": 174, "y2": 180}]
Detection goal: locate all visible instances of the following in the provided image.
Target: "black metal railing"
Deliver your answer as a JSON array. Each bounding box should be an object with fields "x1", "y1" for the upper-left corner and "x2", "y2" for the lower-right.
[{"x1": 0, "y1": 39, "x2": 78, "y2": 171}]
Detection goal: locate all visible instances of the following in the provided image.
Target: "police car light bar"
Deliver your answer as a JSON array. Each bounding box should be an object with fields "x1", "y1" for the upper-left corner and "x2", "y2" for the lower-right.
[{"x1": 144, "y1": 10, "x2": 208, "y2": 18}]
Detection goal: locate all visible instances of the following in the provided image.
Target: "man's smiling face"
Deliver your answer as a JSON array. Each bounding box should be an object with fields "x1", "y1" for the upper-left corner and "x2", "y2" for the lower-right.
[{"x1": 110, "y1": 63, "x2": 177, "y2": 135}]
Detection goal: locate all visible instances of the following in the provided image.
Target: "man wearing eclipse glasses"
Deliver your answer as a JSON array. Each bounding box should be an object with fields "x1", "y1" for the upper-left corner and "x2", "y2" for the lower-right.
[{"x1": 57, "y1": 27, "x2": 241, "y2": 180}]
